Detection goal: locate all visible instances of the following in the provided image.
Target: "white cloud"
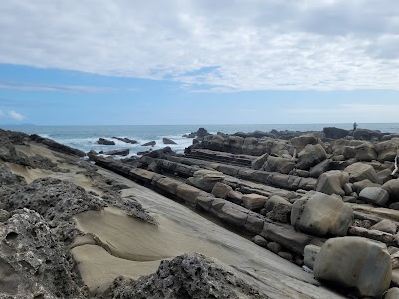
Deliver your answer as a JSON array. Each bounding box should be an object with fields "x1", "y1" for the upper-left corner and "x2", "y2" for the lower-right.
[
  {"x1": 8, "y1": 111, "x2": 24, "y2": 121},
  {"x1": 0, "y1": 1, "x2": 399, "y2": 91}
]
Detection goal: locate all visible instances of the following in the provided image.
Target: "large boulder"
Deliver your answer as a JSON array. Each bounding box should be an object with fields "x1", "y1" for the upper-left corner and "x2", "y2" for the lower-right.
[
  {"x1": 263, "y1": 156, "x2": 295, "y2": 174},
  {"x1": 382, "y1": 179, "x2": 399, "y2": 202},
  {"x1": 359, "y1": 187, "x2": 389, "y2": 206},
  {"x1": 251, "y1": 153, "x2": 269, "y2": 170},
  {"x1": 97, "y1": 138, "x2": 115, "y2": 145},
  {"x1": 375, "y1": 140, "x2": 399, "y2": 162},
  {"x1": 162, "y1": 137, "x2": 177, "y2": 145},
  {"x1": 315, "y1": 170, "x2": 349, "y2": 196},
  {"x1": 323, "y1": 127, "x2": 349, "y2": 139},
  {"x1": 264, "y1": 195, "x2": 292, "y2": 223},
  {"x1": 314, "y1": 236, "x2": 391, "y2": 298},
  {"x1": 191, "y1": 169, "x2": 225, "y2": 192},
  {"x1": 296, "y1": 144, "x2": 327, "y2": 170},
  {"x1": 353, "y1": 128, "x2": 382, "y2": 141},
  {"x1": 291, "y1": 191, "x2": 353, "y2": 236},
  {"x1": 344, "y1": 162, "x2": 382, "y2": 184},
  {"x1": 354, "y1": 142, "x2": 377, "y2": 162},
  {"x1": 211, "y1": 182, "x2": 233, "y2": 199},
  {"x1": 291, "y1": 134, "x2": 322, "y2": 153}
]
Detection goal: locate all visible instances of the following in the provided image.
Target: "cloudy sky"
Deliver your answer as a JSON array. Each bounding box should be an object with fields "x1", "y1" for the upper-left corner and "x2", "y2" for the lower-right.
[{"x1": 0, "y1": 0, "x2": 398, "y2": 125}]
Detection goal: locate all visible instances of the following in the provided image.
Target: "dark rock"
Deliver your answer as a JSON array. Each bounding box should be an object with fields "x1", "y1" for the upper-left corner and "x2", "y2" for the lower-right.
[
  {"x1": 142, "y1": 141, "x2": 156, "y2": 147},
  {"x1": 111, "y1": 137, "x2": 138, "y2": 144},
  {"x1": 352, "y1": 128, "x2": 382, "y2": 141},
  {"x1": 162, "y1": 137, "x2": 177, "y2": 145},
  {"x1": 323, "y1": 127, "x2": 349, "y2": 139},
  {"x1": 252, "y1": 235, "x2": 268, "y2": 247},
  {"x1": 97, "y1": 138, "x2": 115, "y2": 145},
  {"x1": 30, "y1": 134, "x2": 86, "y2": 157},
  {"x1": 103, "y1": 148, "x2": 130, "y2": 156}
]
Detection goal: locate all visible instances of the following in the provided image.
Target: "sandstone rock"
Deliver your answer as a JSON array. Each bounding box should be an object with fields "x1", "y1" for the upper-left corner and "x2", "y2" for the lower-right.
[
  {"x1": 176, "y1": 183, "x2": 203, "y2": 206},
  {"x1": 154, "y1": 176, "x2": 181, "y2": 195},
  {"x1": 314, "y1": 236, "x2": 391, "y2": 298},
  {"x1": 226, "y1": 190, "x2": 243, "y2": 205},
  {"x1": 291, "y1": 134, "x2": 321, "y2": 152},
  {"x1": 297, "y1": 144, "x2": 327, "y2": 170},
  {"x1": 97, "y1": 138, "x2": 115, "y2": 145},
  {"x1": 375, "y1": 139, "x2": 399, "y2": 162},
  {"x1": 384, "y1": 287, "x2": 399, "y2": 299},
  {"x1": 291, "y1": 191, "x2": 353, "y2": 236},
  {"x1": 162, "y1": 137, "x2": 177, "y2": 145},
  {"x1": 383, "y1": 179, "x2": 399, "y2": 202},
  {"x1": 211, "y1": 182, "x2": 233, "y2": 199},
  {"x1": 241, "y1": 193, "x2": 268, "y2": 211},
  {"x1": 344, "y1": 162, "x2": 382, "y2": 184},
  {"x1": 359, "y1": 187, "x2": 389, "y2": 206},
  {"x1": 370, "y1": 219, "x2": 397, "y2": 234},
  {"x1": 315, "y1": 170, "x2": 349, "y2": 196},
  {"x1": 354, "y1": 142, "x2": 377, "y2": 161},
  {"x1": 192, "y1": 169, "x2": 225, "y2": 192},
  {"x1": 252, "y1": 235, "x2": 268, "y2": 247},
  {"x1": 304, "y1": 244, "x2": 321, "y2": 270},
  {"x1": 218, "y1": 202, "x2": 249, "y2": 228},
  {"x1": 264, "y1": 195, "x2": 292, "y2": 223},
  {"x1": 263, "y1": 156, "x2": 295, "y2": 174},
  {"x1": 251, "y1": 153, "x2": 269, "y2": 170},
  {"x1": 309, "y1": 159, "x2": 332, "y2": 178}
]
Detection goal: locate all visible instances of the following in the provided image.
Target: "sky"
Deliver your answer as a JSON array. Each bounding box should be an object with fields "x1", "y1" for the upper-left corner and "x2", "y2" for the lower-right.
[{"x1": 0, "y1": 0, "x2": 399, "y2": 125}]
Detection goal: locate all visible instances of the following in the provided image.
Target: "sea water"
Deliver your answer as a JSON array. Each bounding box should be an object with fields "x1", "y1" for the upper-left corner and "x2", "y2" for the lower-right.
[{"x1": 2, "y1": 123, "x2": 399, "y2": 157}]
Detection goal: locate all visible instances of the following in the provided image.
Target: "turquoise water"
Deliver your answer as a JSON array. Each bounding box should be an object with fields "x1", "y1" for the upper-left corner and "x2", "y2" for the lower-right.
[{"x1": 2, "y1": 123, "x2": 399, "y2": 156}]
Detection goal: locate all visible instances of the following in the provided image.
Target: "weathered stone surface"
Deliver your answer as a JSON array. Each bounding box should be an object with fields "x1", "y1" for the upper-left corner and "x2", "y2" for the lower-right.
[
  {"x1": 297, "y1": 144, "x2": 327, "y2": 170},
  {"x1": 211, "y1": 182, "x2": 233, "y2": 199},
  {"x1": 251, "y1": 153, "x2": 269, "y2": 170},
  {"x1": 218, "y1": 202, "x2": 249, "y2": 228},
  {"x1": 291, "y1": 191, "x2": 353, "y2": 236},
  {"x1": 370, "y1": 219, "x2": 397, "y2": 234},
  {"x1": 241, "y1": 193, "x2": 268, "y2": 211},
  {"x1": 352, "y1": 179, "x2": 381, "y2": 193},
  {"x1": 316, "y1": 170, "x2": 349, "y2": 196},
  {"x1": 192, "y1": 169, "x2": 225, "y2": 192},
  {"x1": 323, "y1": 127, "x2": 349, "y2": 139},
  {"x1": 354, "y1": 142, "x2": 377, "y2": 161},
  {"x1": 0, "y1": 209, "x2": 85, "y2": 298},
  {"x1": 103, "y1": 148, "x2": 130, "y2": 156},
  {"x1": 375, "y1": 139, "x2": 399, "y2": 162},
  {"x1": 263, "y1": 156, "x2": 295, "y2": 174},
  {"x1": 176, "y1": 183, "x2": 202, "y2": 206},
  {"x1": 314, "y1": 236, "x2": 391, "y2": 298},
  {"x1": 342, "y1": 146, "x2": 356, "y2": 159},
  {"x1": 304, "y1": 244, "x2": 321, "y2": 270},
  {"x1": 267, "y1": 242, "x2": 282, "y2": 254},
  {"x1": 384, "y1": 287, "x2": 399, "y2": 299},
  {"x1": 31, "y1": 134, "x2": 86, "y2": 157},
  {"x1": 226, "y1": 190, "x2": 243, "y2": 205},
  {"x1": 309, "y1": 159, "x2": 332, "y2": 178},
  {"x1": 101, "y1": 253, "x2": 267, "y2": 299},
  {"x1": 264, "y1": 195, "x2": 292, "y2": 223},
  {"x1": 154, "y1": 176, "x2": 181, "y2": 195},
  {"x1": 359, "y1": 187, "x2": 390, "y2": 206},
  {"x1": 353, "y1": 128, "x2": 382, "y2": 141},
  {"x1": 244, "y1": 212, "x2": 265, "y2": 235},
  {"x1": 252, "y1": 235, "x2": 268, "y2": 247},
  {"x1": 291, "y1": 134, "x2": 321, "y2": 153},
  {"x1": 344, "y1": 162, "x2": 382, "y2": 184},
  {"x1": 383, "y1": 179, "x2": 399, "y2": 202}
]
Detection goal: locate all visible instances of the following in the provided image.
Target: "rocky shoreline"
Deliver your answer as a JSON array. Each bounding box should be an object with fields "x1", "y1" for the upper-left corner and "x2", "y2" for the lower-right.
[{"x1": 1, "y1": 126, "x2": 399, "y2": 298}]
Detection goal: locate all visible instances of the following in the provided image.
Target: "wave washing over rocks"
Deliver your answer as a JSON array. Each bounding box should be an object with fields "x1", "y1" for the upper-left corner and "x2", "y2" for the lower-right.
[{"x1": 1, "y1": 126, "x2": 399, "y2": 298}]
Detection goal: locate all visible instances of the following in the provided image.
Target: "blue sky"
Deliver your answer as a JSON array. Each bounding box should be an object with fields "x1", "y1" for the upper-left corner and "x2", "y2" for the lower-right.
[{"x1": 1, "y1": 1, "x2": 399, "y2": 125}]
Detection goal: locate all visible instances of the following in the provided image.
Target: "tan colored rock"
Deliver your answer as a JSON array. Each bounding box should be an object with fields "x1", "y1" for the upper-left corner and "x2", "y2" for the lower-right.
[
  {"x1": 211, "y1": 182, "x2": 233, "y2": 199},
  {"x1": 297, "y1": 144, "x2": 327, "y2": 171},
  {"x1": 241, "y1": 193, "x2": 268, "y2": 211},
  {"x1": 314, "y1": 236, "x2": 392, "y2": 298},
  {"x1": 192, "y1": 169, "x2": 225, "y2": 192},
  {"x1": 315, "y1": 170, "x2": 349, "y2": 196},
  {"x1": 344, "y1": 162, "x2": 382, "y2": 184}
]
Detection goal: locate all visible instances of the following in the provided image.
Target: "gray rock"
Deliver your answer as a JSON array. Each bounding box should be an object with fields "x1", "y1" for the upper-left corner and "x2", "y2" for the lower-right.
[
  {"x1": 211, "y1": 182, "x2": 233, "y2": 199},
  {"x1": 309, "y1": 159, "x2": 332, "y2": 178},
  {"x1": 375, "y1": 139, "x2": 399, "y2": 162},
  {"x1": 226, "y1": 190, "x2": 243, "y2": 205},
  {"x1": 142, "y1": 140, "x2": 156, "y2": 146},
  {"x1": 370, "y1": 219, "x2": 397, "y2": 234},
  {"x1": 352, "y1": 179, "x2": 381, "y2": 193},
  {"x1": 383, "y1": 179, "x2": 399, "y2": 202},
  {"x1": 378, "y1": 168, "x2": 395, "y2": 184},
  {"x1": 267, "y1": 241, "x2": 282, "y2": 254},
  {"x1": 103, "y1": 148, "x2": 130, "y2": 156},
  {"x1": 265, "y1": 195, "x2": 292, "y2": 223},
  {"x1": 263, "y1": 156, "x2": 295, "y2": 174},
  {"x1": 304, "y1": 244, "x2": 321, "y2": 270},
  {"x1": 97, "y1": 137, "x2": 115, "y2": 145},
  {"x1": 354, "y1": 142, "x2": 377, "y2": 161},
  {"x1": 252, "y1": 235, "x2": 268, "y2": 247},
  {"x1": 278, "y1": 252, "x2": 293, "y2": 261},
  {"x1": 314, "y1": 236, "x2": 391, "y2": 298},
  {"x1": 291, "y1": 134, "x2": 321, "y2": 153},
  {"x1": 297, "y1": 144, "x2": 327, "y2": 170},
  {"x1": 344, "y1": 162, "x2": 382, "y2": 184},
  {"x1": 315, "y1": 170, "x2": 349, "y2": 196},
  {"x1": 359, "y1": 187, "x2": 389, "y2": 206},
  {"x1": 162, "y1": 137, "x2": 177, "y2": 145},
  {"x1": 291, "y1": 191, "x2": 353, "y2": 236},
  {"x1": 251, "y1": 153, "x2": 269, "y2": 170},
  {"x1": 241, "y1": 194, "x2": 268, "y2": 211},
  {"x1": 384, "y1": 287, "x2": 399, "y2": 299},
  {"x1": 192, "y1": 169, "x2": 225, "y2": 192},
  {"x1": 323, "y1": 127, "x2": 349, "y2": 139}
]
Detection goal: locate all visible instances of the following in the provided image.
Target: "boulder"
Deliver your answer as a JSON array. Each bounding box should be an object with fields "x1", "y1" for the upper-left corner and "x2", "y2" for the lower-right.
[
  {"x1": 142, "y1": 141, "x2": 156, "y2": 147},
  {"x1": 323, "y1": 127, "x2": 349, "y2": 139},
  {"x1": 309, "y1": 159, "x2": 332, "y2": 178},
  {"x1": 252, "y1": 235, "x2": 268, "y2": 247},
  {"x1": 375, "y1": 140, "x2": 399, "y2": 162},
  {"x1": 344, "y1": 162, "x2": 382, "y2": 184},
  {"x1": 384, "y1": 287, "x2": 399, "y2": 299},
  {"x1": 378, "y1": 169, "x2": 395, "y2": 184},
  {"x1": 291, "y1": 134, "x2": 321, "y2": 153},
  {"x1": 263, "y1": 156, "x2": 295, "y2": 174},
  {"x1": 211, "y1": 182, "x2": 233, "y2": 199},
  {"x1": 112, "y1": 137, "x2": 138, "y2": 144},
  {"x1": 342, "y1": 146, "x2": 356, "y2": 159},
  {"x1": 354, "y1": 142, "x2": 377, "y2": 161},
  {"x1": 264, "y1": 195, "x2": 292, "y2": 223},
  {"x1": 291, "y1": 191, "x2": 353, "y2": 236},
  {"x1": 359, "y1": 187, "x2": 389, "y2": 206},
  {"x1": 97, "y1": 138, "x2": 115, "y2": 145},
  {"x1": 191, "y1": 169, "x2": 225, "y2": 192},
  {"x1": 383, "y1": 179, "x2": 399, "y2": 202},
  {"x1": 370, "y1": 219, "x2": 397, "y2": 234},
  {"x1": 226, "y1": 190, "x2": 243, "y2": 205},
  {"x1": 297, "y1": 144, "x2": 327, "y2": 170},
  {"x1": 315, "y1": 170, "x2": 349, "y2": 196},
  {"x1": 352, "y1": 179, "x2": 381, "y2": 193},
  {"x1": 241, "y1": 194, "x2": 268, "y2": 211},
  {"x1": 218, "y1": 202, "x2": 249, "y2": 228},
  {"x1": 304, "y1": 244, "x2": 321, "y2": 270},
  {"x1": 251, "y1": 153, "x2": 269, "y2": 170},
  {"x1": 162, "y1": 137, "x2": 177, "y2": 145},
  {"x1": 353, "y1": 128, "x2": 382, "y2": 141},
  {"x1": 314, "y1": 236, "x2": 391, "y2": 298}
]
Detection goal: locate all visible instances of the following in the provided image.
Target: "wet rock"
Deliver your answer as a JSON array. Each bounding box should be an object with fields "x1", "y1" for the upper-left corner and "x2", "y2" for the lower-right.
[
  {"x1": 162, "y1": 137, "x2": 177, "y2": 145},
  {"x1": 291, "y1": 191, "x2": 353, "y2": 236},
  {"x1": 97, "y1": 138, "x2": 115, "y2": 145},
  {"x1": 359, "y1": 187, "x2": 389, "y2": 206},
  {"x1": 142, "y1": 141, "x2": 156, "y2": 147},
  {"x1": 103, "y1": 148, "x2": 130, "y2": 156},
  {"x1": 112, "y1": 136, "x2": 138, "y2": 144},
  {"x1": 314, "y1": 236, "x2": 391, "y2": 298}
]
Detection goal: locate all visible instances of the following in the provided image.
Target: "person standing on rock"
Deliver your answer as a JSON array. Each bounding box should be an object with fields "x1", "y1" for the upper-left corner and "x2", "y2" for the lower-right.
[{"x1": 353, "y1": 122, "x2": 358, "y2": 130}]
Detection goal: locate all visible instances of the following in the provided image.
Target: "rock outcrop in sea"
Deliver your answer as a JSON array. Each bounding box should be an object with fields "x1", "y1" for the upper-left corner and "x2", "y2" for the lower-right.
[{"x1": 1, "y1": 126, "x2": 399, "y2": 298}]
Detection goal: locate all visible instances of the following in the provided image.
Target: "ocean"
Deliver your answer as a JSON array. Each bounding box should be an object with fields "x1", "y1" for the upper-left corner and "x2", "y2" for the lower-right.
[{"x1": 2, "y1": 123, "x2": 399, "y2": 157}]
